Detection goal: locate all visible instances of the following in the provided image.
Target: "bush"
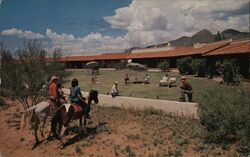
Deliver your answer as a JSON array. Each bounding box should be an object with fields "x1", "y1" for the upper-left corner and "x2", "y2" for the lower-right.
[
  {"x1": 198, "y1": 85, "x2": 250, "y2": 154},
  {"x1": 0, "y1": 96, "x2": 6, "y2": 107},
  {"x1": 222, "y1": 59, "x2": 239, "y2": 85},
  {"x1": 191, "y1": 58, "x2": 207, "y2": 77},
  {"x1": 177, "y1": 57, "x2": 193, "y2": 75},
  {"x1": 114, "y1": 61, "x2": 127, "y2": 70},
  {"x1": 157, "y1": 61, "x2": 170, "y2": 72}
]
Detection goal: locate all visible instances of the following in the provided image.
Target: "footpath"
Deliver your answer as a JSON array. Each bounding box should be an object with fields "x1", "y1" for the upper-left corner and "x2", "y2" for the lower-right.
[{"x1": 63, "y1": 88, "x2": 199, "y2": 119}]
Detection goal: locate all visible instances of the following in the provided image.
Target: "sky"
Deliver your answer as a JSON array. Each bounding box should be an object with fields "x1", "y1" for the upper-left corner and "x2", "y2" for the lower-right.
[{"x1": 0, "y1": 0, "x2": 249, "y2": 55}]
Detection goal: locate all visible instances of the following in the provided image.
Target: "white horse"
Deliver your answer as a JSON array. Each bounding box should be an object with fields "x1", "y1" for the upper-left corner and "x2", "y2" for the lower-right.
[{"x1": 20, "y1": 101, "x2": 51, "y2": 146}]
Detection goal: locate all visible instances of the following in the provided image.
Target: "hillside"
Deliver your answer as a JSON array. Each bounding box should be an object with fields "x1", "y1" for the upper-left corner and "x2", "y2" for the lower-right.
[
  {"x1": 221, "y1": 29, "x2": 250, "y2": 39},
  {"x1": 143, "y1": 29, "x2": 249, "y2": 48}
]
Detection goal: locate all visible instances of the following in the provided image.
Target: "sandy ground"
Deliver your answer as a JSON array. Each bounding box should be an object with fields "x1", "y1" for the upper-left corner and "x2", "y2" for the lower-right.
[{"x1": 0, "y1": 98, "x2": 239, "y2": 157}]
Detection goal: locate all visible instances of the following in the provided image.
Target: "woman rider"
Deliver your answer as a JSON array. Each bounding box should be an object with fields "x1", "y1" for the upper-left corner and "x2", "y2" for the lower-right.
[{"x1": 70, "y1": 78, "x2": 91, "y2": 119}]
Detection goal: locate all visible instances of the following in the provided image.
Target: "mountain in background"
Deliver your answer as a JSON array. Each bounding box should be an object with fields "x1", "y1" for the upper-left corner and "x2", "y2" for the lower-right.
[
  {"x1": 146, "y1": 29, "x2": 249, "y2": 48},
  {"x1": 126, "y1": 28, "x2": 249, "y2": 52},
  {"x1": 221, "y1": 29, "x2": 249, "y2": 40}
]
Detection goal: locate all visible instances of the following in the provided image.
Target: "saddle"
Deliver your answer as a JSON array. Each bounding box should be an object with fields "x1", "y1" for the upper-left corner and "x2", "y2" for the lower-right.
[
  {"x1": 71, "y1": 104, "x2": 84, "y2": 113},
  {"x1": 70, "y1": 104, "x2": 85, "y2": 120}
]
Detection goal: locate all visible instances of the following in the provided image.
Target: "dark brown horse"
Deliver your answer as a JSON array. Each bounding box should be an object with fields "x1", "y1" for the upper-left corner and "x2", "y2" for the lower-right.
[{"x1": 54, "y1": 90, "x2": 98, "y2": 144}]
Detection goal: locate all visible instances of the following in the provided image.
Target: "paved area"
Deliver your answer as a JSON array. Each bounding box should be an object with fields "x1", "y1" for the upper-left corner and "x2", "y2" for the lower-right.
[{"x1": 63, "y1": 88, "x2": 199, "y2": 119}]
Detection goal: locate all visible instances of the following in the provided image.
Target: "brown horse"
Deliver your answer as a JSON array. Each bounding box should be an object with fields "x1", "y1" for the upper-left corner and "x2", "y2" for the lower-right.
[{"x1": 54, "y1": 90, "x2": 99, "y2": 145}]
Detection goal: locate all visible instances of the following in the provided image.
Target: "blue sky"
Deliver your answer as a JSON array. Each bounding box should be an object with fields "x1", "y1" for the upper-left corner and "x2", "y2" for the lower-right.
[
  {"x1": 1, "y1": 0, "x2": 129, "y2": 36},
  {"x1": 0, "y1": 0, "x2": 249, "y2": 55}
]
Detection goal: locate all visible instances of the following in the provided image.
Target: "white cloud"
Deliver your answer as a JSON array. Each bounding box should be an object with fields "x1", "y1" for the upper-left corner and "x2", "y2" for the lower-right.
[
  {"x1": 104, "y1": 0, "x2": 249, "y2": 47},
  {"x1": 46, "y1": 29, "x2": 75, "y2": 42},
  {"x1": 47, "y1": 30, "x2": 127, "y2": 55},
  {"x1": 1, "y1": 0, "x2": 249, "y2": 55},
  {"x1": 1, "y1": 28, "x2": 45, "y2": 39},
  {"x1": 103, "y1": 7, "x2": 132, "y2": 29}
]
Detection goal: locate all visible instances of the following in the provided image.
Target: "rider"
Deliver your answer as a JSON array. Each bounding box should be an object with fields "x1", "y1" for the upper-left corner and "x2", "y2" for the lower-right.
[
  {"x1": 57, "y1": 79, "x2": 67, "y2": 104},
  {"x1": 48, "y1": 76, "x2": 61, "y2": 139},
  {"x1": 48, "y1": 76, "x2": 59, "y2": 103},
  {"x1": 70, "y1": 78, "x2": 91, "y2": 119}
]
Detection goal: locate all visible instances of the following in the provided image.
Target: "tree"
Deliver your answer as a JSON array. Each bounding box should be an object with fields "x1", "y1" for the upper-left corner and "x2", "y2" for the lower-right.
[
  {"x1": 1, "y1": 40, "x2": 66, "y2": 110},
  {"x1": 213, "y1": 31, "x2": 223, "y2": 42},
  {"x1": 46, "y1": 48, "x2": 67, "y2": 79},
  {"x1": 220, "y1": 59, "x2": 239, "y2": 85},
  {"x1": 191, "y1": 58, "x2": 207, "y2": 77},
  {"x1": 157, "y1": 61, "x2": 170, "y2": 72},
  {"x1": 177, "y1": 57, "x2": 193, "y2": 75},
  {"x1": 0, "y1": 42, "x2": 18, "y2": 96}
]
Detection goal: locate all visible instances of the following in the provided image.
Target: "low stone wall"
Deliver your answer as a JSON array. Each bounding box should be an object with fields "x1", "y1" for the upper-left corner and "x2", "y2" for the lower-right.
[{"x1": 63, "y1": 88, "x2": 199, "y2": 119}]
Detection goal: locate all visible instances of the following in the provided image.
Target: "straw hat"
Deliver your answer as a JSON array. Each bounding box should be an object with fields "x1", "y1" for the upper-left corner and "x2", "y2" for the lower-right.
[
  {"x1": 49, "y1": 76, "x2": 59, "y2": 83},
  {"x1": 115, "y1": 81, "x2": 118, "y2": 84}
]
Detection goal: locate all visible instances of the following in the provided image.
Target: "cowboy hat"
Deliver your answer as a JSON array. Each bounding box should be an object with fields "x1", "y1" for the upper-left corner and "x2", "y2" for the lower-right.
[
  {"x1": 115, "y1": 81, "x2": 118, "y2": 84},
  {"x1": 49, "y1": 76, "x2": 59, "y2": 83}
]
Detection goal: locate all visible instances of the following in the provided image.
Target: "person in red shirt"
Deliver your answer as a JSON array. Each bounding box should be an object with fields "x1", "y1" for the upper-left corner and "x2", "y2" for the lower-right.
[
  {"x1": 49, "y1": 76, "x2": 58, "y2": 101},
  {"x1": 48, "y1": 76, "x2": 60, "y2": 139}
]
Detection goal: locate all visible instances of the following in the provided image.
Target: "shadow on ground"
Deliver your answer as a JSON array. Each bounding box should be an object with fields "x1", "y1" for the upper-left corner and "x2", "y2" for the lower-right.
[{"x1": 62, "y1": 121, "x2": 108, "y2": 148}]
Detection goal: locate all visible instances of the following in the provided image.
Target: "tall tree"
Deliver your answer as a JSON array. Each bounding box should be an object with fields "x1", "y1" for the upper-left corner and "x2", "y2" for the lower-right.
[
  {"x1": 1, "y1": 40, "x2": 66, "y2": 110},
  {"x1": 213, "y1": 31, "x2": 223, "y2": 41}
]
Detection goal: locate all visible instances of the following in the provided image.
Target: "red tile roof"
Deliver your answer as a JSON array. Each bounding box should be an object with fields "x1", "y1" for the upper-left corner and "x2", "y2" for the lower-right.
[
  {"x1": 59, "y1": 55, "x2": 97, "y2": 62},
  {"x1": 203, "y1": 40, "x2": 250, "y2": 56},
  {"x1": 48, "y1": 39, "x2": 249, "y2": 62},
  {"x1": 95, "y1": 53, "x2": 130, "y2": 60},
  {"x1": 190, "y1": 40, "x2": 231, "y2": 55},
  {"x1": 126, "y1": 47, "x2": 194, "y2": 59},
  {"x1": 57, "y1": 52, "x2": 129, "y2": 62},
  {"x1": 125, "y1": 40, "x2": 232, "y2": 59}
]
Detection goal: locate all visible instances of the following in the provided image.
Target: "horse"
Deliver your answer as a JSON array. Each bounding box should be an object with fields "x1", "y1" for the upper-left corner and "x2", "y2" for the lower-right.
[
  {"x1": 20, "y1": 90, "x2": 98, "y2": 147},
  {"x1": 20, "y1": 101, "x2": 51, "y2": 146},
  {"x1": 56, "y1": 90, "x2": 99, "y2": 146}
]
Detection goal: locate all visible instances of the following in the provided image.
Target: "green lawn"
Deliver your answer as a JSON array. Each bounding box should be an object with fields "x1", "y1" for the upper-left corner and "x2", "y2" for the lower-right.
[{"x1": 64, "y1": 69, "x2": 227, "y2": 102}]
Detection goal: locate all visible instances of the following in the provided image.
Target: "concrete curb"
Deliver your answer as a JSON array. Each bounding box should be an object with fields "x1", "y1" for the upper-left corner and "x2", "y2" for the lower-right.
[{"x1": 63, "y1": 88, "x2": 199, "y2": 119}]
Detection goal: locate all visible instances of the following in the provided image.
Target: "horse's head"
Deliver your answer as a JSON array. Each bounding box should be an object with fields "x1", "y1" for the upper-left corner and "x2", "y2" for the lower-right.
[{"x1": 88, "y1": 90, "x2": 99, "y2": 104}]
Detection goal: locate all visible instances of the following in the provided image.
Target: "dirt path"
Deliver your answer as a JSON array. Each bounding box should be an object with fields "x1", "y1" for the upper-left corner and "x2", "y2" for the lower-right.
[{"x1": 63, "y1": 88, "x2": 199, "y2": 119}]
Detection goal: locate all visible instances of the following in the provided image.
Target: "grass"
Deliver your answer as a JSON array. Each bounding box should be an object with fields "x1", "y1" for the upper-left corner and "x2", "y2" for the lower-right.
[
  {"x1": 64, "y1": 69, "x2": 247, "y2": 102},
  {"x1": 86, "y1": 105, "x2": 240, "y2": 156}
]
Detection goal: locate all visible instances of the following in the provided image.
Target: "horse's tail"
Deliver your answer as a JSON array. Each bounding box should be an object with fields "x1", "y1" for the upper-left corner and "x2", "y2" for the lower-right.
[{"x1": 20, "y1": 105, "x2": 37, "y2": 130}]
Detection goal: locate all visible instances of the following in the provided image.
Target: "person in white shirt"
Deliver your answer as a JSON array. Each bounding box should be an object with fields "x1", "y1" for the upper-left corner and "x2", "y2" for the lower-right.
[
  {"x1": 159, "y1": 73, "x2": 168, "y2": 87},
  {"x1": 143, "y1": 74, "x2": 150, "y2": 84},
  {"x1": 111, "y1": 81, "x2": 119, "y2": 97}
]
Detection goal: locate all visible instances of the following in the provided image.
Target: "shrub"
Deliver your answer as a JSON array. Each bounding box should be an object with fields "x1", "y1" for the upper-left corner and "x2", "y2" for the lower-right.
[
  {"x1": 157, "y1": 61, "x2": 170, "y2": 72},
  {"x1": 198, "y1": 85, "x2": 250, "y2": 154},
  {"x1": 114, "y1": 61, "x2": 127, "y2": 70},
  {"x1": 191, "y1": 58, "x2": 207, "y2": 77},
  {"x1": 177, "y1": 57, "x2": 193, "y2": 75},
  {"x1": 0, "y1": 96, "x2": 6, "y2": 107},
  {"x1": 220, "y1": 59, "x2": 239, "y2": 85}
]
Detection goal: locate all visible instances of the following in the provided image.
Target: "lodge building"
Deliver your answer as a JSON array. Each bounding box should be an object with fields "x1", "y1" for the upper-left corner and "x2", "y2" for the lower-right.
[{"x1": 58, "y1": 39, "x2": 250, "y2": 78}]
